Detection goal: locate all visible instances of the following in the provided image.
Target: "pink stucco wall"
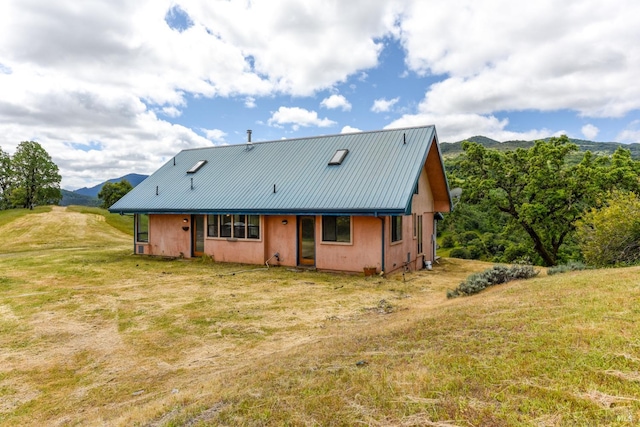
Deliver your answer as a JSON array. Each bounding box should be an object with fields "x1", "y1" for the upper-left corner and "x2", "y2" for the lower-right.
[
  {"x1": 315, "y1": 216, "x2": 382, "y2": 273},
  {"x1": 146, "y1": 214, "x2": 190, "y2": 257},
  {"x1": 264, "y1": 215, "x2": 297, "y2": 267},
  {"x1": 383, "y1": 164, "x2": 437, "y2": 274}
]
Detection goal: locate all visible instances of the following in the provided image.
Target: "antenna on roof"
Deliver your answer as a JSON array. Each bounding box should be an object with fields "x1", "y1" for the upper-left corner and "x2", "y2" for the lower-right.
[{"x1": 245, "y1": 129, "x2": 254, "y2": 151}]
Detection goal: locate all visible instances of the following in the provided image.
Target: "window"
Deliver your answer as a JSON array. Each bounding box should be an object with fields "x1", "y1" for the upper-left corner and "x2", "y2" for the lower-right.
[
  {"x1": 322, "y1": 216, "x2": 351, "y2": 243},
  {"x1": 187, "y1": 160, "x2": 207, "y2": 173},
  {"x1": 391, "y1": 216, "x2": 402, "y2": 242},
  {"x1": 233, "y1": 214, "x2": 245, "y2": 239},
  {"x1": 247, "y1": 215, "x2": 260, "y2": 239},
  {"x1": 207, "y1": 214, "x2": 260, "y2": 240},
  {"x1": 412, "y1": 213, "x2": 417, "y2": 238},
  {"x1": 136, "y1": 214, "x2": 149, "y2": 242},
  {"x1": 207, "y1": 214, "x2": 218, "y2": 237},
  {"x1": 414, "y1": 182, "x2": 419, "y2": 194},
  {"x1": 328, "y1": 149, "x2": 349, "y2": 165}
]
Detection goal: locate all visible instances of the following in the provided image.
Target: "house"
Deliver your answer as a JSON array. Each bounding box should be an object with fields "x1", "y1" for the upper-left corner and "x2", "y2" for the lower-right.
[{"x1": 109, "y1": 125, "x2": 452, "y2": 274}]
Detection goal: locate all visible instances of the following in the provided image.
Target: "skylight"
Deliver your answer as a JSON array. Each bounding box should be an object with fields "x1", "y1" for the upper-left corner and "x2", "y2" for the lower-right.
[
  {"x1": 187, "y1": 160, "x2": 207, "y2": 173},
  {"x1": 328, "y1": 149, "x2": 349, "y2": 165}
]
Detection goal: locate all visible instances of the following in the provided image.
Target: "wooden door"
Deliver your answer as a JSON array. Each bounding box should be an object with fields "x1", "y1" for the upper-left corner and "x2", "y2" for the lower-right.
[
  {"x1": 298, "y1": 216, "x2": 315, "y2": 266},
  {"x1": 192, "y1": 215, "x2": 205, "y2": 256}
]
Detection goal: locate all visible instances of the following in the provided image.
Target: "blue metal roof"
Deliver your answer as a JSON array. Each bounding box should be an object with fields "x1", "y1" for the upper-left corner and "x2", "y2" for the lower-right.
[{"x1": 109, "y1": 126, "x2": 450, "y2": 215}]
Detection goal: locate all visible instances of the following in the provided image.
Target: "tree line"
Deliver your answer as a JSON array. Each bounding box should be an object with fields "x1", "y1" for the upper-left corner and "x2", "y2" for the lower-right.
[
  {"x1": 0, "y1": 141, "x2": 62, "y2": 210},
  {"x1": 442, "y1": 135, "x2": 640, "y2": 267}
]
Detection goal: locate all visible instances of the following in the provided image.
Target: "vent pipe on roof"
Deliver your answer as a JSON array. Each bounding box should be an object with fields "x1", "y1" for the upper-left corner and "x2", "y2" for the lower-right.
[
  {"x1": 156, "y1": 186, "x2": 158, "y2": 196},
  {"x1": 273, "y1": 184, "x2": 276, "y2": 194},
  {"x1": 403, "y1": 133, "x2": 406, "y2": 144},
  {"x1": 247, "y1": 129, "x2": 252, "y2": 143},
  {"x1": 191, "y1": 177, "x2": 194, "y2": 190},
  {"x1": 173, "y1": 157, "x2": 175, "y2": 166}
]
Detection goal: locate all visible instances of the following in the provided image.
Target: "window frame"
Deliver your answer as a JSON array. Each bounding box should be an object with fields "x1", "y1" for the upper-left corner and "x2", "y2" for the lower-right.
[
  {"x1": 391, "y1": 215, "x2": 403, "y2": 243},
  {"x1": 321, "y1": 215, "x2": 352, "y2": 245},
  {"x1": 206, "y1": 214, "x2": 261, "y2": 240},
  {"x1": 135, "y1": 214, "x2": 149, "y2": 243}
]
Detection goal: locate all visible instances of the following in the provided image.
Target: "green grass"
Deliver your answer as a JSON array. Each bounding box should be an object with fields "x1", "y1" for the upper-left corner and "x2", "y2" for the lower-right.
[
  {"x1": 65, "y1": 205, "x2": 134, "y2": 235},
  {"x1": 0, "y1": 208, "x2": 638, "y2": 425},
  {"x1": 0, "y1": 206, "x2": 51, "y2": 227}
]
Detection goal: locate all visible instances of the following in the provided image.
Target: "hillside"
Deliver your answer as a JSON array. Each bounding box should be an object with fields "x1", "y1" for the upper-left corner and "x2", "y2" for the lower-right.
[
  {"x1": 441, "y1": 135, "x2": 640, "y2": 158},
  {"x1": 0, "y1": 207, "x2": 638, "y2": 425},
  {"x1": 59, "y1": 189, "x2": 100, "y2": 207},
  {"x1": 73, "y1": 173, "x2": 148, "y2": 198}
]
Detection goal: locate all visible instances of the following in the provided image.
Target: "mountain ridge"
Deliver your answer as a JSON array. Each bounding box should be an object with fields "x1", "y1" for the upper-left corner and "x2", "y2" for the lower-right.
[{"x1": 441, "y1": 136, "x2": 640, "y2": 158}]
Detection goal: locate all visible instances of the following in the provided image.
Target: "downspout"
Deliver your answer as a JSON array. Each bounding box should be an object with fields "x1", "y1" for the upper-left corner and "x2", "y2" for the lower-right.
[{"x1": 376, "y1": 215, "x2": 385, "y2": 274}]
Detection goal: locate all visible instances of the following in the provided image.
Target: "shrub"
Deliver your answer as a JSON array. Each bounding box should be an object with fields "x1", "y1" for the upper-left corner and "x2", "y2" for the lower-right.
[
  {"x1": 547, "y1": 261, "x2": 588, "y2": 275},
  {"x1": 441, "y1": 235, "x2": 456, "y2": 248},
  {"x1": 458, "y1": 231, "x2": 480, "y2": 244},
  {"x1": 447, "y1": 263, "x2": 539, "y2": 298},
  {"x1": 576, "y1": 191, "x2": 640, "y2": 267},
  {"x1": 449, "y1": 247, "x2": 470, "y2": 259}
]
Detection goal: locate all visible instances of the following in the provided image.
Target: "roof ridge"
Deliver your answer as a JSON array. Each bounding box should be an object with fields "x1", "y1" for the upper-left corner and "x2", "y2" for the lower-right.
[{"x1": 182, "y1": 124, "x2": 436, "y2": 152}]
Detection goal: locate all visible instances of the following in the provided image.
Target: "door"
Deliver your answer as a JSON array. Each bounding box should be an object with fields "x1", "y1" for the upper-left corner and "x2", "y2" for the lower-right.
[
  {"x1": 192, "y1": 215, "x2": 205, "y2": 256},
  {"x1": 298, "y1": 216, "x2": 315, "y2": 266}
]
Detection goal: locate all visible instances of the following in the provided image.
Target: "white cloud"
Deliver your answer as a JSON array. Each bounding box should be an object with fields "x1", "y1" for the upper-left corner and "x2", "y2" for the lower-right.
[
  {"x1": 386, "y1": 112, "x2": 554, "y2": 143},
  {"x1": 162, "y1": 106, "x2": 182, "y2": 117},
  {"x1": 201, "y1": 128, "x2": 227, "y2": 143},
  {"x1": 398, "y1": 1, "x2": 640, "y2": 118},
  {"x1": 341, "y1": 125, "x2": 362, "y2": 133},
  {"x1": 371, "y1": 97, "x2": 399, "y2": 113},
  {"x1": 616, "y1": 120, "x2": 640, "y2": 143},
  {"x1": 320, "y1": 94, "x2": 352, "y2": 111},
  {"x1": 245, "y1": 97, "x2": 256, "y2": 108},
  {"x1": 581, "y1": 124, "x2": 599, "y2": 140},
  {"x1": 268, "y1": 106, "x2": 336, "y2": 128}
]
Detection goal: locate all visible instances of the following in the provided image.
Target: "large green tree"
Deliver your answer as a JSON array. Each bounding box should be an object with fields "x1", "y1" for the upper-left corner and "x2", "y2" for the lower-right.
[
  {"x1": 98, "y1": 179, "x2": 133, "y2": 209},
  {"x1": 11, "y1": 141, "x2": 62, "y2": 209},
  {"x1": 0, "y1": 147, "x2": 14, "y2": 210},
  {"x1": 458, "y1": 136, "x2": 604, "y2": 266}
]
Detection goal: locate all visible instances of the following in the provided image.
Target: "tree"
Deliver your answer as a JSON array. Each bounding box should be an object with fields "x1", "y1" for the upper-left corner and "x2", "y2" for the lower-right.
[
  {"x1": 98, "y1": 180, "x2": 133, "y2": 208},
  {"x1": 11, "y1": 141, "x2": 62, "y2": 209},
  {"x1": 458, "y1": 136, "x2": 601, "y2": 266},
  {"x1": 0, "y1": 147, "x2": 14, "y2": 210},
  {"x1": 577, "y1": 191, "x2": 640, "y2": 267}
]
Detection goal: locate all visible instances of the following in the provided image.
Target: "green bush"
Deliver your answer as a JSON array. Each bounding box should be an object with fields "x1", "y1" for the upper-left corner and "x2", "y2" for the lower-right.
[
  {"x1": 449, "y1": 247, "x2": 470, "y2": 259},
  {"x1": 577, "y1": 191, "x2": 640, "y2": 267},
  {"x1": 547, "y1": 261, "x2": 588, "y2": 275},
  {"x1": 447, "y1": 263, "x2": 539, "y2": 298},
  {"x1": 441, "y1": 235, "x2": 456, "y2": 248}
]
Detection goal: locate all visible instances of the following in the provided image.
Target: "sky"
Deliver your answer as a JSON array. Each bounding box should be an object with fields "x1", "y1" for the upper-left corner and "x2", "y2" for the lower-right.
[{"x1": 1, "y1": 1, "x2": 639, "y2": 190}]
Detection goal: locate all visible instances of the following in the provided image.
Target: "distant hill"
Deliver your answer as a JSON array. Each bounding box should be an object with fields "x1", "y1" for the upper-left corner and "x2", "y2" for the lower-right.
[
  {"x1": 60, "y1": 189, "x2": 100, "y2": 207},
  {"x1": 441, "y1": 136, "x2": 640, "y2": 159},
  {"x1": 61, "y1": 173, "x2": 148, "y2": 207},
  {"x1": 74, "y1": 173, "x2": 149, "y2": 198}
]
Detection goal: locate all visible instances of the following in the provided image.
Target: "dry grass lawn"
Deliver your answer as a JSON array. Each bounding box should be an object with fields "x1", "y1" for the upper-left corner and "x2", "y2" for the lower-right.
[{"x1": 0, "y1": 207, "x2": 639, "y2": 426}]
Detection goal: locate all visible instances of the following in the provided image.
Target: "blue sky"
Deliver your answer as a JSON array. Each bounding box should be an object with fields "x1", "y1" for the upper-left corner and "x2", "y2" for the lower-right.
[{"x1": 1, "y1": 0, "x2": 639, "y2": 189}]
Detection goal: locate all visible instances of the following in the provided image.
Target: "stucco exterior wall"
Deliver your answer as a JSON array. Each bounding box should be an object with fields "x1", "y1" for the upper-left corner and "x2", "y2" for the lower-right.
[
  {"x1": 315, "y1": 216, "x2": 382, "y2": 273},
  {"x1": 147, "y1": 214, "x2": 191, "y2": 257},
  {"x1": 384, "y1": 164, "x2": 437, "y2": 273},
  {"x1": 264, "y1": 215, "x2": 297, "y2": 267},
  {"x1": 204, "y1": 236, "x2": 264, "y2": 264}
]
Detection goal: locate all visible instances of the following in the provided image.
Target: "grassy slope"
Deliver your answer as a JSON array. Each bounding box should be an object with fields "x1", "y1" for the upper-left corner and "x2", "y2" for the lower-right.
[{"x1": 0, "y1": 208, "x2": 638, "y2": 426}]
